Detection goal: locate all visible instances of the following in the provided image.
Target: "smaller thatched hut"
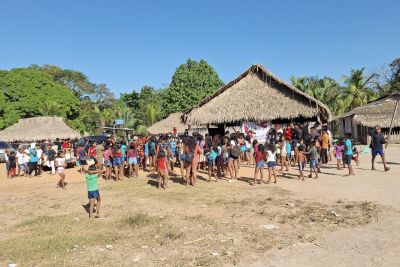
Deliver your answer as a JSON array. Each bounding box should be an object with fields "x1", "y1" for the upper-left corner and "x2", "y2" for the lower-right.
[
  {"x1": 338, "y1": 93, "x2": 400, "y2": 144},
  {"x1": 0, "y1": 116, "x2": 81, "y2": 142},
  {"x1": 147, "y1": 113, "x2": 208, "y2": 136}
]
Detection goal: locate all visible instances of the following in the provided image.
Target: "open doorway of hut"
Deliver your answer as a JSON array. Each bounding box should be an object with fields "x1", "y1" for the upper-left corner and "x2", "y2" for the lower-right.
[{"x1": 208, "y1": 124, "x2": 225, "y2": 137}]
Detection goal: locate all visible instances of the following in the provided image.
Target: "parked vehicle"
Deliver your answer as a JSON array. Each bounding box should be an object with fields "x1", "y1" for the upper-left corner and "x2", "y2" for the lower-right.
[
  {"x1": 76, "y1": 135, "x2": 108, "y2": 146},
  {"x1": 0, "y1": 141, "x2": 15, "y2": 163}
]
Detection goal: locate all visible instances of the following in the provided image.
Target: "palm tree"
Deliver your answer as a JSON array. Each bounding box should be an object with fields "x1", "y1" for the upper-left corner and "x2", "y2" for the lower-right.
[
  {"x1": 40, "y1": 100, "x2": 62, "y2": 116},
  {"x1": 144, "y1": 103, "x2": 159, "y2": 126},
  {"x1": 340, "y1": 68, "x2": 378, "y2": 113}
]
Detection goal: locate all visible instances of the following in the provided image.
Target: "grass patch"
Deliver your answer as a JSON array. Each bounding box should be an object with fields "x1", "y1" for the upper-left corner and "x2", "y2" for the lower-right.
[
  {"x1": 1, "y1": 215, "x2": 122, "y2": 265},
  {"x1": 120, "y1": 212, "x2": 154, "y2": 228}
]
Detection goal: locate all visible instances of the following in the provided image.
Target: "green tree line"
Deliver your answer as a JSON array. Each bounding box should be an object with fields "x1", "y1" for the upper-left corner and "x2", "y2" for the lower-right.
[
  {"x1": 290, "y1": 58, "x2": 400, "y2": 115},
  {"x1": 0, "y1": 58, "x2": 398, "y2": 133}
]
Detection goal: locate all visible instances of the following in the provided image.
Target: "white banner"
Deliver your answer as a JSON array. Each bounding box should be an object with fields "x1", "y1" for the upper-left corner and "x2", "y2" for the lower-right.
[{"x1": 241, "y1": 121, "x2": 272, "y2": 143}]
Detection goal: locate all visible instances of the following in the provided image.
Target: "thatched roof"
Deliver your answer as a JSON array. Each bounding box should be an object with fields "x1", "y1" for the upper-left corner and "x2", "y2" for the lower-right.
[
  {"x1": 183, "y1": 64, "x2": 332, "y2": 125},
  {"x1": 147, "y1": 113, "x2": 189, "y2": 135},
  {"x1": 0, "y1": 116, "x2": 81, "y2": 142},
  {"x1": 342, "y1": 93, "x2": 400, "y2": 128}
]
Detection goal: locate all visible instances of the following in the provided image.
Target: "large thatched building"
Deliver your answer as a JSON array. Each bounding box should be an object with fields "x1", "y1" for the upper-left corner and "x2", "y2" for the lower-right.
[
  {"x1": 0, "y1": 116, "x2": 81, "y2": 142},
  {"x1": 183, "y1": 64, "x2": 332, "y2": 136},
  {"x1": 147, "y1": 113, "x2": 208, "y2": 136},
  {"x1": 338, "y1": 93, "x2": 400, "y2": 144}
]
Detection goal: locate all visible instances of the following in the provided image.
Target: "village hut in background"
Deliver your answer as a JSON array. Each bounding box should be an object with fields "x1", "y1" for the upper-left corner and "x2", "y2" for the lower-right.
[
  {"x1": 338, "y1": 93, "x2": 400, "y2": 144},
  {"x1": 0, "y1": 116, "x2": 81, "y2": 142},
  {"x1": 183, "y1": 64, "x2": 332, "y2": 137},
  {"x1": 147, "y1": 112, "x2": 208, "y2": 136}
]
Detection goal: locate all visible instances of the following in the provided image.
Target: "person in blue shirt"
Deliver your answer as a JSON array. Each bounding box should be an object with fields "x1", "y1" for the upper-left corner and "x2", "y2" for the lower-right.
[
  {"x1": 28, "y1": 145, "x2": 39, "y2": 176},
  {"x1": 343, "y1": 133, "x2": 355, "y2": 176},
  {"x1": 169, "y1": 137, "x2": 177, "y2": 171}
]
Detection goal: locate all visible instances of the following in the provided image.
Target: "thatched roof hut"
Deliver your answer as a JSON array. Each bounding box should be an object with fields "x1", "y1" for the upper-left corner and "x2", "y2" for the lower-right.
[
  {"x1": 147, "y1": 113, "x2": 186, "y2": 135},
  {"x1": 147, "y1": 113, "x2": 209, "y2": 136},
  {"x1": 0, "y1": 116, "x2": 81, "y2": 142},
  {"x1": 338, "y1": 93, "x2": 400, "y2": 144},
  {"x1": 183, "y1": 64, "x2": 332, "y2": 125},
  {"x1": 341, "y1": 93, "x2": 400, "y2": 128}
]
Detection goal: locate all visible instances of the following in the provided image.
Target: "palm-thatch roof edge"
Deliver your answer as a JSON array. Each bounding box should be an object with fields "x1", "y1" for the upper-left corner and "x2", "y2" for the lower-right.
[
  {"x1": 0, "y1": 116, "x2": 81, "y2": 142},
  {"x1": 340, "y1": 93, "x2": 400, "y2": 128},
  {"x1": 182, "y1": 64, "x2": 332, "y2": 124},
  {"x1": 147, "y1": 113, "x2": 207, "y2": 135}
]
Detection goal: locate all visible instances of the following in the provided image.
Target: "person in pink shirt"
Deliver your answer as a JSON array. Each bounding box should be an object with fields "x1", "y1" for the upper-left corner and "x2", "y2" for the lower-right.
[{"x1": 103, "y1": 146, "x2": 112, "y2": 180}]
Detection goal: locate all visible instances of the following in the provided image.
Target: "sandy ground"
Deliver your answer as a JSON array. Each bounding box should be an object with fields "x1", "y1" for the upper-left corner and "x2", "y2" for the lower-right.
[
  {"x1": 247, "y1": 145, "x2": 400, "y2": 267},
  {"x1": 0, "y1": 145, "x2": 399, "y2": 266}
]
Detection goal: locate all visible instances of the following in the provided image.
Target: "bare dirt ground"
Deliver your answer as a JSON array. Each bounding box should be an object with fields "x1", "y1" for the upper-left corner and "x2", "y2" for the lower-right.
[{"x1": 0, "y1": 145, "x2": 399, "y2": 267}]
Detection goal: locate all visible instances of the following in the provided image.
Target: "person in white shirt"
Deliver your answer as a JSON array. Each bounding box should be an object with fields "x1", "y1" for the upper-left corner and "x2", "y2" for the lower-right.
[
  {"x1": 36, "y1": 144, "x2": 43, "y2": 175},
  {"x1": 16, "y1": 146, "x2": 28, "y2": 176}
]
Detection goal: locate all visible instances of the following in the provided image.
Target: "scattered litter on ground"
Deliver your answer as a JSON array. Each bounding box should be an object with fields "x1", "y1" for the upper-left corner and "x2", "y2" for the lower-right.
[
  {"x1": 105, "y1": 245, "x2": 113, "y2": 250},
  {"x1": 261, "y1": 224, "x2": 280, "y2": 230},
  {"x1": 211, "y1": 252, "x2": 222, "y2": 257}
]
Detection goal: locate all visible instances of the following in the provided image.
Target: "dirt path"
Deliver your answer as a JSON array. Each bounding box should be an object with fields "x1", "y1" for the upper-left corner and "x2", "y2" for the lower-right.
[
  {"x1": 246, "y1": 145, "x2": 400, "y2": 267},
  {"x1": 0, "y1": 145, "x2": 399, "y2": 266}
]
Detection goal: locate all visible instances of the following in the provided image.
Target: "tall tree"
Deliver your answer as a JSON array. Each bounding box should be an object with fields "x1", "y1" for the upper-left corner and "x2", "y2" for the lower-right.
[
  {"x1": 162, "y1": 59, "x2": 224, "y2": 115},
  {"x1": 0, "y1": 68, "x2": 80, "y2": 128},
  {"x1": 339, "y1": 68, "x2": 378, "y2": 113},
  {"x1": 290, "y1": 76, "x2": 341, "y2": 114}
]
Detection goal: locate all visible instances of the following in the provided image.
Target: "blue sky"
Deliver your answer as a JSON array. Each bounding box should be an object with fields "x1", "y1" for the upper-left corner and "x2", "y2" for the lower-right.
[{"x1": 1, "y1": 0, "x2": 399, "y2": 96}]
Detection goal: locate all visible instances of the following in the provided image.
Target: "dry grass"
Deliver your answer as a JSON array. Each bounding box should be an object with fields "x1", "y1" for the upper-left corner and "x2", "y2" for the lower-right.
[{"x1": 0, "y1": 171, "x2": 381, "y2": 267}]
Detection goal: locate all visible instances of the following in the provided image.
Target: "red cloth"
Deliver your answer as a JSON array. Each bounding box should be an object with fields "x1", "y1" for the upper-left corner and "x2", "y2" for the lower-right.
[
  {"x1": 88, "y1": 146, "x2": 96, "y2": 157},
  {"x1": 284, "y1": 128, "x2": 293, "y2": 141},
  {"x1": 255, "y1": 150, "x2": 264, "y2": 162},
  {"x1": 157, "y1": 157, "x2": 166, "y2": 170}
]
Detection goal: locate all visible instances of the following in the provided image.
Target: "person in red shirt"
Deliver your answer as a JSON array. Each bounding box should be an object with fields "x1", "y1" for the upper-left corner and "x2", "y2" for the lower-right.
[
  {"x1": 284, "y1": 124, "x2": 293, "y2": 141},
  {"x1": 157, "y1": 150, "x2": 168, "y2": 189},
  {"x1": 88, "y1": 142, "x2": 96, "y2": 158},
  {"x1": 253, "y1": 144, "x2": 265, "y2": 185},
  {"x1": 172, "y1": 127, "x2": 177, "y2": 137}
]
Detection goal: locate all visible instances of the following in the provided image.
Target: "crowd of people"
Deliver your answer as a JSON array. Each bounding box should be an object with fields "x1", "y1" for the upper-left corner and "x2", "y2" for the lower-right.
[{"x1": 3, "y1": 122, "x2": 391, "y2": 218}]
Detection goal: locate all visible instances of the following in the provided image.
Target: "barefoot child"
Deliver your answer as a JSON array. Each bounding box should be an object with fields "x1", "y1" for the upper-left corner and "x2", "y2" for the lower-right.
[
  {"x1": 297, "y1": 145, "x2": 307, "y2": 180},
  {"x1": 205, "y1": 146, "x2": 218, "y2": 182},
  {"x1": 253, "y1": 144, "x2": 265, "y2": 185},
  {"x1": 266, "y1": 145, "x2": 277, "y2": 183},
  {"x1": 55, "y1": 152, "x2": 67, "y2": 189},
  {"x1": 85, "y1": 165, "x2": 103, "y2": 218},
  {"x1": 307, "y1": 141, "x2": 319, "y2": 179},
  {"x1": 8, "y1": 151, "x2": 17, "y2": 178},
  {"x1": 334, "y1": 139, "x2": 344, "y2": 170},
  {"x1": 344, "y1": 133, "x2": 355, "y2": 176},
  {"x1": 157, "y1": 150, "x2": 168, "y2": 189},
  {"x1": 280, "y1": 137, "x2": 290, "y2": 173}
]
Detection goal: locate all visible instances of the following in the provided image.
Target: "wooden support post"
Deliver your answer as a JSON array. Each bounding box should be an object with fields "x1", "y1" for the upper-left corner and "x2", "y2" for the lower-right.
[{"x1": 386, "y1": 99, "x2": 399, "y2": 148}]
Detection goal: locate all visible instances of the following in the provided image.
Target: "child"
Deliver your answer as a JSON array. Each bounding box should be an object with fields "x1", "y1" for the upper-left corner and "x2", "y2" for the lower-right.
[
  {"x1": 85, "y1": 164, "x2": 103, "y2": 218},
  {"x1": 253, "y1": 144, "x2": 265, "y2": 185},
  {"x1": 205, "y1": 146, "x2": 218, "y2": 182},
  {"x1": 127, "y1": 144, "x2": 138, "y2": 178},
  {"x1": 280, "y1": 138, "x2": 290, "y2": 173},
  {"x1": 55, "y1": 152, "x2": 67, "y2": 189},
  {"x1": 157, "y1": 150, "x2": 168, "y2": 189},
  {"x1": 352, "y1": 145, "x2": 360, "y2": 166},
  {"x1": 79, "y1": 146, "x2": 88, "y2": 173},
  {"x1": 344, "y1": 133, "x2": 355, "y2": 176},
  {"x1": 103, "y1": 146, "x2": 112, "y2": 180},
  {"x1": 112, "y1": 144, "x2": 123, "y2": 180},
  {"x1": 8, "y1": 151, "x2": 17, "y2": 178},
  {"x1": 285, "y1": 140, "x2": 292, "y2": 167},
  {"x1": 334, "y1": 139, "x2": 344, "y2": 170},
  {"x1": 297, "y1": 145, "x2": 306, "y2": 180},
  {"x1": 307, "y1": 141, "x2": 319, "y2": 179},
  {"x1": 266, "y1": 145, "x2": 277, "y2": 183}
]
